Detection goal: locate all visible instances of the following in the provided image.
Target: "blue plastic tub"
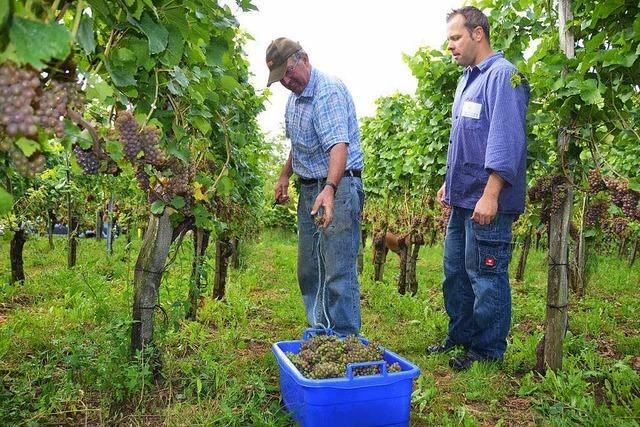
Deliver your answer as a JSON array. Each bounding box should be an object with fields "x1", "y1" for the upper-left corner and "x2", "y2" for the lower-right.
[{"x1": 272, "y1": 329, "x2": 421, "y2": 427}]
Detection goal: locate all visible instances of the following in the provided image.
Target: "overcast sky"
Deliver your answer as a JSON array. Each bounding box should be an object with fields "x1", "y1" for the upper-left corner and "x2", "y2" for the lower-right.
[{"x1": 228, "y1": 0, "x2": 462, "y2": 138}]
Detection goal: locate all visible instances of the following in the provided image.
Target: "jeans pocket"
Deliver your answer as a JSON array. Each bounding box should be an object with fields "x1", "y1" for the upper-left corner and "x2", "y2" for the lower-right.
[
  {"x1": 324, "y1": 181, "x2": 353, "y2": 235},
  {"x1": 472, "y1": 219, "x2": 512, "y2": 275},
  {"x1": 476, "y1": 239, "x2": 511, "y2": 274}
]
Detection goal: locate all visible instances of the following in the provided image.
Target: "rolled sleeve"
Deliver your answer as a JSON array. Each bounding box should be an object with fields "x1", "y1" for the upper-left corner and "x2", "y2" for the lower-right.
[
  {"x1": 484, "y1": 69, "x2": 528, "y2": 187},
  {"x1": 312, "y1": 90, "x2": 350, "y2": 152}
]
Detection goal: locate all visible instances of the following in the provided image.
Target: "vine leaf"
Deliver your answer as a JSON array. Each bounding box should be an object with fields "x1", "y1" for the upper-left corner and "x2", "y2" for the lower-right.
[
  {"x1": 15, "y1": 137, "x2": 39, "y2": 157},
  {"x1": 151, "y1": 200, "x2": 165, "y2": 215},
  {"x1": 77, "y1": 14, "x2": 96, "y2": 55},
  {"x1": 131, "y1": 13, "x2": 168, "y2": 55},
  {"x1": 0, "y1": 186, "x2": 13, "y2": 215},
  {"x1": 10, "y1": 17, "x2": 72, "y2": 68}
]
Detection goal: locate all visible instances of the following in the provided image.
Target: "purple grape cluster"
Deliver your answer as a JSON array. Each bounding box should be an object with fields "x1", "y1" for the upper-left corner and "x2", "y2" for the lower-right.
[
  {"x1": 0, "y1": 62, "x2": 39, "y2": 138},
  {"x1": 587, "y1": 169, "x2": 606, "y2": 194},
  {"x1": 0, "y1": 62, "x2": 83, "y2": 177},
  {"x1": 605, "y1": 178, "x2": 640, "y2": 221},
  {"x1": 73, "y1": 145, "x2": 100, "y2": 175},
  {"x1": 585, "y1": 199, "x2": 609, "y2": 228}
]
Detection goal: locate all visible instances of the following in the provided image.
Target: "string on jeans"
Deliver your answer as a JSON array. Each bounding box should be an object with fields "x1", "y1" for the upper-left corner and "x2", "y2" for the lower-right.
[{"x1": 310, "y1": 181, "x2": 331, "y2": 332}]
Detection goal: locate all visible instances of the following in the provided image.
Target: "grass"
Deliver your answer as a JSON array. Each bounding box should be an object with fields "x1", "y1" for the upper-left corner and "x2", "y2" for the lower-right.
[{"x1": 0, "y1": 229, "x2": 638, "y2": 426}]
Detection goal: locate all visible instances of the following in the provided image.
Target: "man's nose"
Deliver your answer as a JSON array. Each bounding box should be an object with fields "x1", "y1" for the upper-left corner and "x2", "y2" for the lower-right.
[{"x1": 281, "y1": 75, "x2": 291, "y2": 85}]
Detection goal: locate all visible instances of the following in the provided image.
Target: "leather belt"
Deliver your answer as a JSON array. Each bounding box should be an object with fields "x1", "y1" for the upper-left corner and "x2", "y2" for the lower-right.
[{"x1": 298, "y1": 169, "x2": 361, "y2": 185}]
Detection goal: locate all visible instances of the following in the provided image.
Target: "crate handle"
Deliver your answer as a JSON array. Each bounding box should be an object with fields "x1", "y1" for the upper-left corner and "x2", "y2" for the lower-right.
[
  {"x1": 302, "y1": 327, "x2": 335, "y2": 341},
  {"x1": 346, "y1": 360, "x2": 387, "y2": 379}
]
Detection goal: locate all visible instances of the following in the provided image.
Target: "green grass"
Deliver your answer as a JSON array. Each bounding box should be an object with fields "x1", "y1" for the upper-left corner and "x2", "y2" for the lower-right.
[{"x1": 0, "y1": 230, "x2": 639, "y2": 426}]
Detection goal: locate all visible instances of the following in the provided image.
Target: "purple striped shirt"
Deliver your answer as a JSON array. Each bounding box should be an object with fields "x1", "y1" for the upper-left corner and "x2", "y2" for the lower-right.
[{"x1": 444, "y1": 52, "x2": 530, "y2": 214}]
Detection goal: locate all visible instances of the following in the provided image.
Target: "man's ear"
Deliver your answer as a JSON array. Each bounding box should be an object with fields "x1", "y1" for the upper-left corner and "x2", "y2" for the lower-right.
[{"x1": 474, "y1": 26, "x2": 483, "y2": 41}]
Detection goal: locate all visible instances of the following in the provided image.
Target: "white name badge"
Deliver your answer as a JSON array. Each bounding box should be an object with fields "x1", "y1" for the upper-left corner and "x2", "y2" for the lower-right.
[{"x1": 461, "y1": 101, "x2": 482, "y2": 119}]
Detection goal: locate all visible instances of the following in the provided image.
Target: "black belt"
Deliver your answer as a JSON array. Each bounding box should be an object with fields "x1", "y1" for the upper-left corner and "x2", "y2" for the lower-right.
[{"x1": 298, "y1": 170, "x2": 361, "y2": 185}]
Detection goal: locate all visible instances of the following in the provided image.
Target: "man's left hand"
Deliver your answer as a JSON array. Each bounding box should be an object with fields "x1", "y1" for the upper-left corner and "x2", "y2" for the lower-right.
[
  {"x1": 310, "y1": 187, "x2": 335, "y2": 228},
  {"x1": 471, "y1": 194, "x2": 498, "y2": 225}
]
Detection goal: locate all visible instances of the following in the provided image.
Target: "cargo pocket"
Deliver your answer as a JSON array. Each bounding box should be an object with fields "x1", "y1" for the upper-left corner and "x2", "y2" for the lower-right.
[{"x1": 472, "y1": 221, "x2": 512, "y2": 275}]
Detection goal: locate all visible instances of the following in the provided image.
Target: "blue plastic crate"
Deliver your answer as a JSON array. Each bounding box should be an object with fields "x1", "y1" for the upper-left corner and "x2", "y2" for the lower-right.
[{"x1": 272, "y1": 329, "x2": 421, "y2": 427}]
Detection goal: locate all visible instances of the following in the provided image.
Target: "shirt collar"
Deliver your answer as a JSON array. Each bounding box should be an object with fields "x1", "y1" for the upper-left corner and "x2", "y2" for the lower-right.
[
  {"x1": 465, "y1": 52, "x2": 503, "y2": 74},
  {"x1": 296, "y1": 67, "x2": 317, "y2": 99}
]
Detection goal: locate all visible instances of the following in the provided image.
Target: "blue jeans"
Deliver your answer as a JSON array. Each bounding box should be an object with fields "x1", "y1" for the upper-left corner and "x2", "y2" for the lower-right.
[
  {"x1": 442, "y1": 207, "x2": 515, "y2": 360},
  {"x1": 297, "y1": 177, "x2": 364, "y2": 336}
]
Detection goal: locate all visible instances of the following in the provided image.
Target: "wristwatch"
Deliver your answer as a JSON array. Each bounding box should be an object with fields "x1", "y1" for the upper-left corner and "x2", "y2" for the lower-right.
[{"x1": 324, "y1": 182, "x2": 338, "y2": 195}]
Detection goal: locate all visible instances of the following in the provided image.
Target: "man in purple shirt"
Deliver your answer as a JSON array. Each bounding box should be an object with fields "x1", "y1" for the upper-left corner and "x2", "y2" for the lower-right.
[{"x1": 428, "y1": 6, "x2": 530, "y2": 371}]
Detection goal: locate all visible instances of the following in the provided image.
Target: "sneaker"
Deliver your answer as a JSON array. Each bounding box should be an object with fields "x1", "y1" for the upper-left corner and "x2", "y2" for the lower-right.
[
  {"x1": 449, "y1": 353, "x2": 501, "y2": 371},
  {"x1": 426, "y1": 342, "x2": 457, "y2": 354},
  {"x1": 449, "y1": 353, "x2": 481, "y2": 371}
]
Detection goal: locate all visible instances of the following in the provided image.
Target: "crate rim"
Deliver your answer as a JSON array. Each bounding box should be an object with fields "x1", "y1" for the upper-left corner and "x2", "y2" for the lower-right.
[{"x1": 272, "y1": 339, "x2": 421, "y2": 389}]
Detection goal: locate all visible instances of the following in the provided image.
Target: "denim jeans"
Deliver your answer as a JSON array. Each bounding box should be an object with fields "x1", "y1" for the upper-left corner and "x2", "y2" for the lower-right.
[
  {"x1": 442, "y1": 206, "x2": 515, "y2": 360},
  {"x1": 297, "y1": 176, "x2": 364, "y2": 336}
]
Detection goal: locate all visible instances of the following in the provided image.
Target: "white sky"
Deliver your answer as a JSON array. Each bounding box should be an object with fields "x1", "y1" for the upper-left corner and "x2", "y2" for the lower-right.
[{"x1": 228, "y1": 0, "x2": 461, "y2": 138}]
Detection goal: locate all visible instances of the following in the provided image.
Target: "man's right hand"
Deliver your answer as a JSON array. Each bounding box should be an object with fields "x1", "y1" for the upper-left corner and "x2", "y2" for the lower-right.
[
  {"x1": 437, "y1": 183, "x2": 449, "y2": 208},
  {"x1": 275, "y1": 175, "x2": 290, "y2": 204}
]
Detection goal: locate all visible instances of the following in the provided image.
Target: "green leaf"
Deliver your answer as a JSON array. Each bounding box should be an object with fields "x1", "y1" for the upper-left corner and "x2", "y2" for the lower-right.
[
  {"x1": 160, "y1": 25, "x2": 184, "y2": 67},
  {"x1": 220, "y1": 75, "x2": 239, "y2": 92},
  {"x1": 86, "y1": 0, "x2": 115, "y2": 26},
  {"x1": 629, "y1": 180, "x2": 640, "y2": 192},
  {"x1": 170, "y1": 196, "x2": 185, "y2": 209},
  {"x1": 15, "y1": 137, "x2": 39, "y2": 157},
  {"x1": 116, "y1": 47, "x2": 136, "y2": 62},
  {"x1": 192, "y1": 116, "x2": 211, "y2": 135},
  {"x1": 170, "y1": 66, "x2": 189, "y2": 87},
  {"x1": 0, "y1": 0, "x2": 10, "y2": 32},
  {"x1": 135, "y1": 13, "x2": 168, "y2": 54},
  {"x1": 0, "y1": 186, "x2": 13, "y2": 215},
  {"x1": 216, "y1": 175, "x2": 233, "y2": 196},
  {"x1": 151, "y1": 200, "x2": 165, "y2": 215},
  {"x1": 167, "y1": 144, "x2": 189, "y2": 165},
  {"x1": 77, "y1": 14, "x2": 96, "y2": 55},
  {"x1": 10, "y1": 17, "x2": 72, "y2": 68},
  {"x1": 105, "y1": 58, "x2": 137, "y2": 87},
  {"x1": 578, "y1": 79, "x2": 603, "y2": 105},
  {"x1": 106, "y1": 140, "x2": 123, "y2": 160},
  {"x1": 593, "y1": 0, "x2": 624, "y2": 20},
  {"x1": 192, "y1": 204, "x2": 213, "y2": 228},
  {"x1": 236, "y1": 0, "x2": 258, "y2": 12},
  {"x1": 85, "y1": 74, "x2": 114, "y2": 102},
  {"x1": 205, "y1": 38, "x2": 227, "y2": 67}
]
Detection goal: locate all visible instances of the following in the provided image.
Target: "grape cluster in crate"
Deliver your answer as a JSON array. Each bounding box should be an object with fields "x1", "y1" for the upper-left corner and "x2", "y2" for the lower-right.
[{"x1": 286, "y1": 335, "x2": 401, "y2": 380}]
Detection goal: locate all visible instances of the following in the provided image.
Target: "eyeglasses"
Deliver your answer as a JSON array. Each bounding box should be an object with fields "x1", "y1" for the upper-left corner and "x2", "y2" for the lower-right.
[{"x1": 283, "y1": 57, "x2": 301, "y2": 79}]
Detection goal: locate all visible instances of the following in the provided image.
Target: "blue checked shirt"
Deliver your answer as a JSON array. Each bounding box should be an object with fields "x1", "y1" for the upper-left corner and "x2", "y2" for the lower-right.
[
  {"x1": 444, "y1": 52, "x2": 530, "y2": 214},
  {"x1": 285, "y1": 68, "x2": 364, "y2": 179}
]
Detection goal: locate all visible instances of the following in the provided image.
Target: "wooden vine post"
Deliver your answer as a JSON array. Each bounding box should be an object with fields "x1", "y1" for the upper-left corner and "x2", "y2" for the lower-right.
[
  {"x1": 187, "y1": 228, "x2": 210, "y2": 320},
  {"x1": 542, "y1": 0, "x2": 574, "y2": 372},
  {"x1": 9, "y1": 225, "x2": 26, "y2": 284},
  {"x1": 131, "y1": 211, "x2": 174, "y2": 354}
]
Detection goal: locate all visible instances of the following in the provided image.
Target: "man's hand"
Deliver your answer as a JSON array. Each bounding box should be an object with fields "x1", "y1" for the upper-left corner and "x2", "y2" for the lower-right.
[
  {"x1": 471, "y1": 194, "x2": 498, "y2": 225},
  {"x1": 437, "y1": 183, "x2": 449, "y2": 208},
  {"x1": 310, "y1": 186, "x2": 335, "y2": 228},
  {"x1": 472, "y1": 172, "x2": 504, "y2": 225},
  {"x1": 274, "y1": 175, "x2": 290, "y2": 204}
]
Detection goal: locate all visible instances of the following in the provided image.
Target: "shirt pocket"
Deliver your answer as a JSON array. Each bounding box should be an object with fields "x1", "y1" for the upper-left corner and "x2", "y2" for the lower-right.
[
  {"x1": 294, "y1": 109, "x2": 318, "y2": 154},
  {"x1": 459, "y1": 97, "x2": 484, "y2": 129}
]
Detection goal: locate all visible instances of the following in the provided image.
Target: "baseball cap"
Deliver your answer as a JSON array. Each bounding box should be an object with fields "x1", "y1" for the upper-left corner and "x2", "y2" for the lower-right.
[{"x1": 265, "y1": 37, "x2": 302, "y2": 86}]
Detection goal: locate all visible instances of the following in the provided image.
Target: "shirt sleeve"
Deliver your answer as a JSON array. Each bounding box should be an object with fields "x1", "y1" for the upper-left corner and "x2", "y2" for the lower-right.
[
  {"x1": 484, "y1": 68, "x2": 528, "y2": 187},
  {"x1": 312, "y1": 89, "x2": 350, "y2": 152}
]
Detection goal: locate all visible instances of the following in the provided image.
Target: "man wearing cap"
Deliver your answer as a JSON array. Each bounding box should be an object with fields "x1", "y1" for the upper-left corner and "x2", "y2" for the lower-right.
[
  {"x1": 267, "y1": 37, "x2": 364, "y2": 336},
  {"x1": 429, "y1": 7, "x2": 530, "y2": 370}
]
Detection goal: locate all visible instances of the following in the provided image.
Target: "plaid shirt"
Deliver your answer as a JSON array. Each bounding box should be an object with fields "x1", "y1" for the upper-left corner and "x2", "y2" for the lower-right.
[{"x1": 285, "y1": 68, "x2": 364, "y2": 179}]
